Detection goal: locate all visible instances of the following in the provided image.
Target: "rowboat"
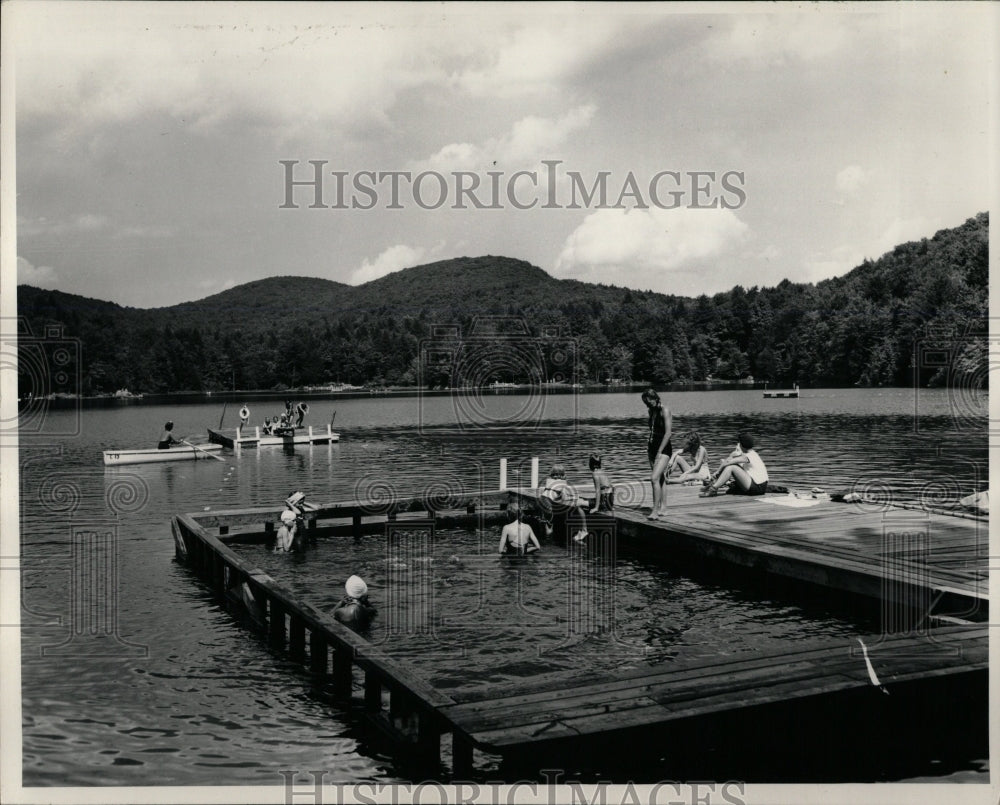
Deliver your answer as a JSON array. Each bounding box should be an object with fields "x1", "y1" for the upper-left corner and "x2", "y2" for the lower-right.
[{"x1": 103, "y1": 444, "x2": 224, "y2": 466}]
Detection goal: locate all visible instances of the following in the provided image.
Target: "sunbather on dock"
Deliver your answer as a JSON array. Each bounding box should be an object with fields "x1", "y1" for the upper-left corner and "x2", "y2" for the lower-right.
[
  {"x1": 668, "y1": 431, "x2": 710, "y2": 484},
  {"x1": 700, "y1": 431, "x2": 769, "y2": 497}
]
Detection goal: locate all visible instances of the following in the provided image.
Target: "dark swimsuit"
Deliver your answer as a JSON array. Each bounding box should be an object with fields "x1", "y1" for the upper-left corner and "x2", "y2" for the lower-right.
[{"x1": 647, "y1": 408, "x2": 672, "y2": 463}]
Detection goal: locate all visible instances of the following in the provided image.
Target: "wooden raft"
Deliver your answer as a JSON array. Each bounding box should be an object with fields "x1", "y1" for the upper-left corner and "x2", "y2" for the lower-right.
[
  {"x1": 512, "y1": 483, "x2": 987, "y2": 618},
  {"x1": 440, "y1": 625, "x2": 986, "y2": 758}
]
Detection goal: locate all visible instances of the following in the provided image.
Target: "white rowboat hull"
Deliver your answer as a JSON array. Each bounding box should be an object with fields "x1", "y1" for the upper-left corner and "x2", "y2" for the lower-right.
[{"x1": 103, "y1": 444, "x2": 224, "y2": 466}]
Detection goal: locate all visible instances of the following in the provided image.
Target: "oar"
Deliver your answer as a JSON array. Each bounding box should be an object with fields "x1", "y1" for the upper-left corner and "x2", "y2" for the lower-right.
[
  {"x1": 218, "y1": 402, "x2": 228, "y2": 429},
  {"x1": 330, "y1": 409, "x2": 337, "y2": 427},
  {"x1": 182, "y1": 439, "x2": 226, "y2": 462}
]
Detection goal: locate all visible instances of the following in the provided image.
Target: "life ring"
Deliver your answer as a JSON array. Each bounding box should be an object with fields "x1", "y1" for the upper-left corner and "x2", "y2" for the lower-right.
[
  {"x1": 239, "y1": 406, "x2": 250, "y2": 420},
  {"x1": 296, "y1": 402, "x2": 309, "y2": 415}
]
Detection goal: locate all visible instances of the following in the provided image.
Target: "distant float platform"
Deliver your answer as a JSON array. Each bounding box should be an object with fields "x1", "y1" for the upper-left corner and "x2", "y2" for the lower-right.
[{"x1": 207, "y1": 424, "x2": 339, "y2": 448}]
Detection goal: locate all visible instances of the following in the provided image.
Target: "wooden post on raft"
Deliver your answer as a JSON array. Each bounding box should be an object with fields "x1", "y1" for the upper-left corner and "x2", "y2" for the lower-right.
[
  {"x1": 499, "y1": 458, "x2": 507, "y2": 490},
  {"x1": 530, "y1": 457, "x2": 539, "y2": 489},
  {"x1": 308, "y1": 425, "x2": 313, "y2": 441}
]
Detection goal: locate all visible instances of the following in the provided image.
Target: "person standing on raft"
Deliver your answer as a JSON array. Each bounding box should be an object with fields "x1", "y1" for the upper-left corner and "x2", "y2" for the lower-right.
[
  {"x1": 642, "y1": 389, "x2": 673, "y2": 519},
  {"x1": 334, "y1": 576, "x2": 377, "y2": 631},
  {"x1": 158, "y1": 421, "x2": 180, "y2": 450}
]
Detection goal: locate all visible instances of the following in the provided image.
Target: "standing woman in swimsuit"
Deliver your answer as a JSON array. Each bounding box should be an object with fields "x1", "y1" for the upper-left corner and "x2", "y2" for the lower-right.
[{"x1": 642, "y1": 389, "x2": 672, "y2": 519}]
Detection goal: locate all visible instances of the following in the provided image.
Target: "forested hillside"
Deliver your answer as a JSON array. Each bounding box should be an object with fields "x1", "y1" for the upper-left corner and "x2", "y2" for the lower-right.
[{"x1": 17, "y1": 213, "x2": 987, "y2": 394}]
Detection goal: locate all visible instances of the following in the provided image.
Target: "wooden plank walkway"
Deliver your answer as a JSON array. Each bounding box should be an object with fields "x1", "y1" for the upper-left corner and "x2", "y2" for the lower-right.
[
  {"x1": 439, "y1": 626, "x2": 986, "y2": 755},
  {"x1": 511, "y1": 482, "x2": 988, "y2": 616}
]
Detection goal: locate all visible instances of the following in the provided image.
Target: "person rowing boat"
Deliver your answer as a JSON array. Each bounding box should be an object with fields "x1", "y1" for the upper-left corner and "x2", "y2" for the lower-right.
[{"x1": 158, "y1": 421, "x2": 181, "y2": 450}]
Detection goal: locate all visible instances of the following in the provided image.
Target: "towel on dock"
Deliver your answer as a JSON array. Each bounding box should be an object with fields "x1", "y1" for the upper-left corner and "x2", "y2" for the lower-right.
[{"x1": 755, "y1": 494, "x2": 826, "y2": 508}]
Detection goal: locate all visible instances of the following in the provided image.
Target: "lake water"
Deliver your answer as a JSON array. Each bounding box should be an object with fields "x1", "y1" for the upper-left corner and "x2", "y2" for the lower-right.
[{"x1": 14, "y1": 388, "x2": 988, "y2": 786}]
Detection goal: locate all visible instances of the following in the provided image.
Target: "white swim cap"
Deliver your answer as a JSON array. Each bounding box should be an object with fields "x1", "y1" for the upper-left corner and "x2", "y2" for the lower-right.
[
  {"x1": 345, "y1": 575, "x2": 367, "y2": 598},
  {"x1": 280, "y1": 510, "x2": 296, "y2": 524}
]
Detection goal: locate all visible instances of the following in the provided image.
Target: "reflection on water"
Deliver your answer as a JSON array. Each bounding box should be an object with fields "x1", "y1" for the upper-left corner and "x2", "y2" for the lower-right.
[{"x1": 16, "y1": 390, "x2": 987, "y2": 785}]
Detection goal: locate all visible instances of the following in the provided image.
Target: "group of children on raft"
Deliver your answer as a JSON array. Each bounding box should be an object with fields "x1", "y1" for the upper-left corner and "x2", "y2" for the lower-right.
[{"x1": 499, "y1": 387, "x2": 771, "y2": 551}]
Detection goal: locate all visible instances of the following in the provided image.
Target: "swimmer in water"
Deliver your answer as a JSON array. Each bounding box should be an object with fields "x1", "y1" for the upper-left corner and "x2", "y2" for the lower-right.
[{"x1": 498, "y1": 508, "x2": 541, "y2": 555}]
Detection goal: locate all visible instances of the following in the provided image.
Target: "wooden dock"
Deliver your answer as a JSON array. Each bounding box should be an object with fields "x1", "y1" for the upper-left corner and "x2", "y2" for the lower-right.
[
  {"x1": 172, "y1": 484, "x2": 988, "y2": 777},
  {"x1": 207, "y1": 423, "x2": 339, "y2": 449},
  {"x1": 511, "y1": 482, "x2": 987, "y2": 622}
]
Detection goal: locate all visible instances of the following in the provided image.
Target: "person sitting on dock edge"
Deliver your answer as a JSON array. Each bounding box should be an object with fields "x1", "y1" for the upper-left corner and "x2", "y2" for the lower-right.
[
  {"x1": 589, "y1": 454, "x2": 615, "y2": 513},
  {"x1": 668, "y1": 431, "x2": 710, "y2": 484},
  {"x1": 334, "y1": 575, "x2": 377, "y2": 631},
  {"x1": 499, "y1": 508, "x2": 541, "y2": 555},
  {"x1": 539, "y1": 464, "x2": 589, "y2": 542},
  {"x1": 158, "y1": 421, "x2": 180, "y2": 450},
  {"x1": 701, "y1": 431, "x2": 769, "y2": 497},
  {"x1": 642, "y1": 388, "x2": 672, "y2": 519},
  {"x1": 261, "y1": 416, "x2": 273, "y2": 435}
]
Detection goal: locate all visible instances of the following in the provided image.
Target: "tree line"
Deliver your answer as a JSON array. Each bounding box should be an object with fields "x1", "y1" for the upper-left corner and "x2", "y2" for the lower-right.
[{"x1": 17, "y1": 213, "x2": 987, "y2": 395}]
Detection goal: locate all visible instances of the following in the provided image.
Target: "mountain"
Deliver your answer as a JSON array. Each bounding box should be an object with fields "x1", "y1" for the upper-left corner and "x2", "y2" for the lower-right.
[{"x1": 16, "y1": 213, "x2": 988, "y2": 393}]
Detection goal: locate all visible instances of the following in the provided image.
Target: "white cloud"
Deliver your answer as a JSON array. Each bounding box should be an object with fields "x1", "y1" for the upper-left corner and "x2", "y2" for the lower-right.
[
  {"x1": 554, "y1": 208, "x2": 749, "y2": 293},
  {"x1": 802, "y1": 216, "x2": 936, "y2": 283},
  {"x1": 351, "y1": 244, "x2": 427, "y2": 285},
  {"x1": 413, "y1": 105, "x2": 596, "y2": 174},
  {"x1": 17, "y1": 214, "x2": 109, "y2": 237},
  {"x1": 835, "y1": 165, "x2": 869, "y2": 199},
  {"x1": 17, "y1": 256, "x2": 59, "y2": 288}
]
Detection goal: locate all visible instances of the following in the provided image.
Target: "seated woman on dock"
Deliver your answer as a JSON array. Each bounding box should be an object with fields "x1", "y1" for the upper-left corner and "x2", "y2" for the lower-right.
[
  {"x1": 588, "y1": 454, "x2": 615, "y2": 513},
  {"x1": 539, "y1": 464, "x2": 589, "y2": 542},
  {"x1": 158, "y1": 421, "x2": 180, "y2": 450},
  {"x1": 261, "y1": 416, "x2": 273, "y2": 435},
  {"x1": 700, "y1": 432, "x2": 769, "y2": 497},
  {"x1": 668, "y1": 431, "x2": 710, "y2": 484},
  {"x1": 334, "y1": 575, "x2": 377, "y2": 631},
  {"x1": 498, "y1": 508, "x2": 541, "y2": 555}
]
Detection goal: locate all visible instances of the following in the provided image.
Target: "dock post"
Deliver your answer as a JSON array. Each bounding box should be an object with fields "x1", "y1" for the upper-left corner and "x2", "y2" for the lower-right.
[
  {"x1": 530, "y1": 457, "x2": 539, "y2": 489},
  {"x1": 332, "y1": 648, "x2": 353, "y2": 698},
  {"x1": 416, "y1": 713, "x2": 442, "y2": 768},
  {"x1": 499, "y1": 458, "x2": 507, "y2": 490},
  {"x1": 289, "y1": 617, "x2": 306, "y2": 662},
  {"x1": 364, "y1": 670, "x2": 382, "y2": 712},
  {"x1": 309, "y1": 426, "x2": 313, "y2": 441},
  {"x1": 352, "y1": 512, "x2": 362, "y2": 537},
  {"x1": 255, "y1": 426, "x2": 260, "y2": 439},
  {"x1": 268, "y1": 600, "x2": 285, "y2": 647},
  {"x1": 309, "y1": 632, "x2": 328, "y2": 676},
  {"x1": 452, "y1": 734, "x2": 474, "y2": 777}
]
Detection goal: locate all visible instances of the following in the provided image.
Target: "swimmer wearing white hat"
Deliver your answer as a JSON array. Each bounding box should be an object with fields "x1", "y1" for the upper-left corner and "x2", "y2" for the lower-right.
[
  {"x1": 334, "y1": 575, "x2": 377, "y2": 630},
  {"x1": 274, "y1": 509, "x2": 297, "y2": 552}
]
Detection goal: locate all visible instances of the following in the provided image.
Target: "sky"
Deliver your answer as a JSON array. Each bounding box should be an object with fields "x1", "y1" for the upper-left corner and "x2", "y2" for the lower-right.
[{"x1": 8, "y1": 1, "x2": 997, "y2": 308}]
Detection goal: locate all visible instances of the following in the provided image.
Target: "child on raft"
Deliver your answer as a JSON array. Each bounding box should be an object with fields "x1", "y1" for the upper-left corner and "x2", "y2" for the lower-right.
[
  {"x1": 539, "y1": 463, "x2": 589, "y2": 542},
  {"x1": 588, "y1": 454, "x2": 615, "y2": 513}
]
